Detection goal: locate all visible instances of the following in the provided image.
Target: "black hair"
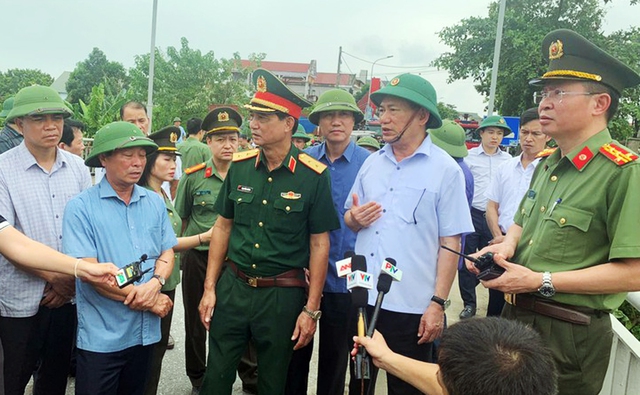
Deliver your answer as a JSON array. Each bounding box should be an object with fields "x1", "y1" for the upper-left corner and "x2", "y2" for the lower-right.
[
  {"x1": 137, "y1": 151, "x2": 160, "y2": 188},
  {"x1": 59, "y1": 123, "x2": 76, "y2": 146},
  {"x1": 438, "y1": 317, "x2": 557, "y2": 395},
  {"x1": 187, "y1": 118, "x2": 203, "y2": 135},
  {"x1": 519, "y1": 107, "x2": 539, "y2": 126},
  {"x1": 65, "y1": 118, "x2": 86, "y2": 132}
]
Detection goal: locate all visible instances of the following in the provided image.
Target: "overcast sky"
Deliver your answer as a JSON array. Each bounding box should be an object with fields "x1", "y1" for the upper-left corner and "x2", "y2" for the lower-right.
[{"x1": 3, "y1": 0, "x2": 638, "y2": 115}]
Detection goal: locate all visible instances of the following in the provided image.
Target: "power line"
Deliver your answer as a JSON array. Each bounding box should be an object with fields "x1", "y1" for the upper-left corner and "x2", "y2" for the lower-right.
[{"x1": 341, "y1": 50, "x2": 437, "y2": 70}]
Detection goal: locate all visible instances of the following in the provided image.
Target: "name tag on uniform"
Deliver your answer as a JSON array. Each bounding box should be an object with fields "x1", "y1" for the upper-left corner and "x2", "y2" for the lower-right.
[
  {"x1": 195, "y1": 190, "x2": 211, "y2": 196},
  {"x1": 237, "y1": 185, "x2": 253, "y2": 193}
]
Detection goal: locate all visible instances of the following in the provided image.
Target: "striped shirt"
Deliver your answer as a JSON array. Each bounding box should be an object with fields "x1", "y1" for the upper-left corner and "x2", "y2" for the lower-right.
[{"x1": 0, "y1": 142, "x2": 91, "y2": 317}]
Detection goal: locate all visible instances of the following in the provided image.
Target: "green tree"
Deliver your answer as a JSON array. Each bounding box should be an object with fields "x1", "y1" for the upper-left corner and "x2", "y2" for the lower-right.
[
  {"x1": 72, "y1": 83, "x2": 131, "y2": 137},
  {"x1": 129, "y1": 38, "x2": 257, "y2": 130},
  {"x1": 0, "y1": 69, "x2": 54, "y2": 102},
  {"x1": 437, "y1": 102, "x2": 459, "y2": 120},
  {"x1": 66, "y1": 47, "x2": 129, "y2": 104}
]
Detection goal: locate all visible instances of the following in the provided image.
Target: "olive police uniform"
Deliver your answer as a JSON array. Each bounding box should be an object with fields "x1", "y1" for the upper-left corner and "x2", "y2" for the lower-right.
[
  {"x1": 174, "y1": 107, "x2": 241, "y2": 389},
  {"x1": 177, "y1": 136, "x2": 211, "y2": 171},
  {"x1": 200, "y1": 69, "x2": 340, "y2": 394},
  {"x1": 503, "y1": 29, "x2": 640, "y2": 395},
  {"x1": 143, "y1": 127, "x2": 183, "y2": 395}
]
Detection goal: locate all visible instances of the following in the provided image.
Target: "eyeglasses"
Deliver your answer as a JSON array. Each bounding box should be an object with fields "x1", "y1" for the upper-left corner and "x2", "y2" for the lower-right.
[{"x1": 533, "y1": 89, "x2": 602, "y2": 104}]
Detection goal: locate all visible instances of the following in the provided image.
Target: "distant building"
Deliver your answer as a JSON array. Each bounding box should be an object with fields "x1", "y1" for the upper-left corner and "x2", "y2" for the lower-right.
[{"x1": 51, "y1": 71, "x2": 71, "y2": 100}]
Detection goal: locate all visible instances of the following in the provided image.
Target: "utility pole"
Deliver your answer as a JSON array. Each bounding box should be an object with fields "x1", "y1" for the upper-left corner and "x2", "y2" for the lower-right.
[
  {"x1": 146, "y1": 0, "x2": 158, "y2": 133},
  {"x1": 336, "y1": 46, "x2": 342, "y2": 87},
  {"x1": 487, "y1": 0, "x2": 506, "y2": 116}
]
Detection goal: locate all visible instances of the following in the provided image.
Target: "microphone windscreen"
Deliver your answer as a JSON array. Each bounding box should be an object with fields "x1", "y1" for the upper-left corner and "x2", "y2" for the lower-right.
[
  {"x1": 386, "y1": 257, "x2": 396, "y2": 266},
  {"x1": 351, "y1": 255, "x2": 367, "y2": 272},
  {"x1": 351, "y1": 287, "x2": 369, "y2": 308},
  {"x1": 344, "y1": 251, "x2": 355, "y2": 259},
  {"x1": 377, "y1": 274, "x2": 393, "y2": 293}
]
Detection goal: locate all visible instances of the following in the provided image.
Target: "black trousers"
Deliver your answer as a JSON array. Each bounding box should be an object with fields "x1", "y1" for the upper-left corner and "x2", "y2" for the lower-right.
[
  {"x1": 348, "y1": 307, "x2": 433, "y2": 395},
  {"x1": 458, "y1": 208, "x2": 493, "y2": 309},
  {"x1": 285, "y1": 292, "x2": 351, "y2": 395},
  {"x1": 76, "y1": 345, "x2": 153, "y2": 395},
  {"x1": 0, "y1": 304, "x2": 75, "y2": 395},
  {"x1": 143, "y1": 289, "x2": 175, "y2": 395}
]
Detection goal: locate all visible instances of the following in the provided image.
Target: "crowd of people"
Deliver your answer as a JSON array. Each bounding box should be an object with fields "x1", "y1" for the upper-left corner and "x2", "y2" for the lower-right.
[{"x1": 0, "y1": 28, "x2": 640, "y2": 395}]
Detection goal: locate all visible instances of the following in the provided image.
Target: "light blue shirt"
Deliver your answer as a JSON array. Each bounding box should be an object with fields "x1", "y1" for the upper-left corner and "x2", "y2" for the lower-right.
[
  {"x1": 62, "y1": 178, "x2": 177, "y2": 353},
  {"x1": 346, "y1": 135, "x2": 473, "y2": 314},
  {"x1": 0, "y1": 142, "x2": 91, "y2": 317},
  {"x1": 305, "y1": 141, "x2": 370, "y2": 293}
]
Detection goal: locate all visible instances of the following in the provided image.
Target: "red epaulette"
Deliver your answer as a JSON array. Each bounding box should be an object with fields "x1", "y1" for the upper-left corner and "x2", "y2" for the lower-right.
[{"x1": 599, "y1": 143, "x2": 639, "y2": 166}]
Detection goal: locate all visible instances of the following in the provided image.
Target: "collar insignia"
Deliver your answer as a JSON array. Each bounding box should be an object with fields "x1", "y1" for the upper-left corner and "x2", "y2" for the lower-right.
[
  {"x1": 257, "y1": 76, "x2": 267, "y2": 92},
  {"x1": 549, "y1": 39, "x2": 564, "y2": 60},
  {"x1": 281, "y1": 191, "x2": 301, "y2": 200},
  {"x1": 204, "y1": 166, "x2": 213, "y2": 178},
  {"x1": 571, "y1": 146, "x2": 593, "y2": 170}
]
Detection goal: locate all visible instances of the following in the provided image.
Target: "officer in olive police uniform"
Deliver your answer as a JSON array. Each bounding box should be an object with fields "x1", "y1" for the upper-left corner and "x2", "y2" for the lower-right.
[
  {"x1": 197, "y1": 69, "x2": 340, "y2": 395},
  {"x1": 174, "y1": 107, "x2": 241, "y2": 392},
  {"x1": 473, "y1": 29, "x2": 640, "y2": 395}
]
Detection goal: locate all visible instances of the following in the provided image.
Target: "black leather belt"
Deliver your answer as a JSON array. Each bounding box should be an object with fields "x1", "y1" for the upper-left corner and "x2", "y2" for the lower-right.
[
  {"x1": 227, "y1": 261, "x2": 307, "y2": 289},
  {"x1": 504, "y1": 293, "x2": 605, "y2": 325}
]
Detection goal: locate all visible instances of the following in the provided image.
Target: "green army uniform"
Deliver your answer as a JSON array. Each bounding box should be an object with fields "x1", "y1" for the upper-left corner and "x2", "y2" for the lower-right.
[
  {"x1": 143, "y1": 126, "x2": 183, "y2": 395},
  {"x1": 501, "y1": 29, "x2": 640, "y2": 395},
  {"x1": 200, "y1": 68, "x2": 340, "y2": 395},
  {"x1": 177, "y1": 136, "x2": 211, "y2": 171}
]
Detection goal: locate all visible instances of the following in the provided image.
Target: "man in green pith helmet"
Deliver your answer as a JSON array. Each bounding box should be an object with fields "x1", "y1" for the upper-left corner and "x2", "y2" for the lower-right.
[
  {"x1": 357, "y1": 135, "x2": 380, "y2": 153},
  {"x1": 470, "y1": 29, "x2": 640, "y2": 395},
  {"x1": 0, "y1": 96, "x2": 24, "y2": 154},
  {"x1": 197, "y1": 69, "x2": 339, "y2": 395},
  {"x1": 174, "y1": 106, "x2": 240, "y2": 395},
  {"x1": 0, "y1": 85, "x2": 91, "y2": 395},
  {"x1": 285, "y1": 88, "x2": 370, "y2": 395},
  {"x1": 344, "y1": 73, "x2": 473, "y2": 395},
  {"x1": 291, "y1": 125, "x2": 310, "y2": 150}
]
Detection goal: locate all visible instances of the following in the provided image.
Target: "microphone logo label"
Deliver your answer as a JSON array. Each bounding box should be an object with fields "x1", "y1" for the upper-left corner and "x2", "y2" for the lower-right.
[
  {"x1": 336, "y1": 257, "x2": 352, "y2": 277},
  {"x1": 346, "y1": 270, "x2": 374, "y2": 289},
  {"x1": 382, "y1": 260, "x2": 403, "y2": 281}
]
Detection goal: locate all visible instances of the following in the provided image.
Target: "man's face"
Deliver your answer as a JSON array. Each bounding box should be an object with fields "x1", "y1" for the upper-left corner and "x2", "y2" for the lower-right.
[
  {"x1": 319, "y1": 110, "x2": 355, "y2": 145},
  {"x1": 207, "y1": 132, "x2": 238, "y2": 163},
  {"x1": 173, "y1": 121, "x2": 181, "y2": 127},
  {"x1": 17, "y1": 113, "x2": 64, "y2": 151},
  {"x1": 239, "y1": 137, "x2": 249, "y2": 148},
  {"x1": 538, "y1": 81, "x2": 598, "y2": 138},
  {"x1": 122, "y1": 107, "x2": 150, "y2": 135},
  {"x1": 479, "y1": 127, "x2": 504, "y2": 150},
  {"x1": 100, "y1": 147, "x2": 147, "y2": 187},
  {"x1": 519, "y1": 119, "x2": 549, "y2": 157},
  {"x1": 63, "y1": 128, "x2": 86, "y2": 157},
  {"x1": 248, "y1": 112, "x2": 293, "y2": 148},
  {"x1": 378, "y1": 96, "x2": 428, "y2": 144},
  {"x1": 292, "y1": 138, "x2": 307, "y2": 150}
]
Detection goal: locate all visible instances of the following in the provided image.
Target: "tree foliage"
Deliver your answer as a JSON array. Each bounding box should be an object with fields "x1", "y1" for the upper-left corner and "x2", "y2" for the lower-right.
[
  {"x1": 66, "y1": 48, "x2": 129, "y2": 105},
  {"x1": 437, "y1": 102, "x2": 459, "y2": 120},
  {"x1": 72, "y1": 83, "x2": 131, "y2": 137},
  {"x1": 129, "y1": 37, "x2": 259, "y2": 131},
  {"x1": 0, "y1": 69, "x2": 53, "y2": 102}
]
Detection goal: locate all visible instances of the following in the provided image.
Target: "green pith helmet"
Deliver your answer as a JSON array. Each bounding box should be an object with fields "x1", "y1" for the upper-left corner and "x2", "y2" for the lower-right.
[
  {"x1": 85, "y1": 121, "x2": 158, "y2": 168},
  {"x1": 148, "y1": 126, "x2": 182, "y2": 155},
  {"x1": 6, "y1": 85, "x2": 73, "y2": 122},
  {"x1": 478, "y1": 115, "x2": 512, "y2": 133},
  {"x1": 429, "y1": 120, "x2": 468, "y2": 158},
  {"x1": 0, "y1": 97, "x2": 14, "y2": 117},
  {"x1": 292, "y1": 125, "x2": 310, "y2": 141},
  {"x1": 370, "y1": 73, "x2": 442, "y2": 129},
  {"x1": 529, "y1": 29, "x2": 640, "y2": 94},
  {"x1": 308, "y1": 89, "x2": 364, "y2": 125},
  {"x1": 173, "y1": 117, "x2": 181, "y2": 122},
  {"x1": 357, "y1": 136, "x2": 380, "y2": 151}
]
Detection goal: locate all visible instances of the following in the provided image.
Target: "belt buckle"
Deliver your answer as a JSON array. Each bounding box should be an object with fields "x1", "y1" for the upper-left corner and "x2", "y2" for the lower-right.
[
  {"x1": 504, "y1": 293, "x2": 516, "y2": 305},
  {"x1": 247, "y1": 276, "x2": 260, "y2": 287}
]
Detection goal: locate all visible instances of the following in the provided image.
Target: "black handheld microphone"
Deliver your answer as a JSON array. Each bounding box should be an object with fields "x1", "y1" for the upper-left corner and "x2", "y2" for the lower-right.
[
  {"x1": 350, "y1": 254, "x2": 371, "y2": 380},
  {"x1": 366, "y1": 258, "x2": 396, "y2": 338}
]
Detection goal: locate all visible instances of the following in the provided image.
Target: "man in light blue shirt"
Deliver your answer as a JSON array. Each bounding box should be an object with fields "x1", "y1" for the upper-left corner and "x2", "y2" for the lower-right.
[
  {"x1": 286, "y1": 89, "x2": 370, "y2": 395},
  {"x1": 345, "y1": 74, "x2": 473, "y2": 395},
  {"x1": 63, "y1": 122, "x2": 177, "y2": 395}
]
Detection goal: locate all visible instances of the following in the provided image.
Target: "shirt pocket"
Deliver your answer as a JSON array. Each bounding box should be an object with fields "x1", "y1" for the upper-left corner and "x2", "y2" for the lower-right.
[
  {"x1": 535, "y1": 205, "x2": 592, "y2": 264},
  {"x1": 142, "y1": 225, "x2": 161, "y2": 264},
  {"x1": 271, "y1": 198, "x2": 306, "y2": 234},
  {"x1": 520, "y1": 195, "x2": 536, "y2": 219},
  {"x1": 228, "y1": 191, "x2": 254, "y2": 226},
  {"x1": 394, "y1": 186, "x2": 437, "y2": 225}
]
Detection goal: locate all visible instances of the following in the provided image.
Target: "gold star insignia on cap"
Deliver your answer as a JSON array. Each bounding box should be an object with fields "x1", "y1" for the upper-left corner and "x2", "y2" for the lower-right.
[
  {"x1": 170, "y1": 132, "x2": 178, "y2": 143},
  {"x1": 218, "y1": 111, "x2": 230, "y2": 122},
  {"x1": 390, "y1": 77, "x2": 400, "y2": 86},
  {"x1": 549, "y1": 39, "x2": 564, "y2": 60},
  {"x1": 257, "y1": 76, "x2": 267, "y2": 92}
]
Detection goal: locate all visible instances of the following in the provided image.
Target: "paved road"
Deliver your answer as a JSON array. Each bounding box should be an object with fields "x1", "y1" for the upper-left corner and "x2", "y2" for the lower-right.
[{"x1": 29, "y1": 272, "x2": 489, "y2": 394}]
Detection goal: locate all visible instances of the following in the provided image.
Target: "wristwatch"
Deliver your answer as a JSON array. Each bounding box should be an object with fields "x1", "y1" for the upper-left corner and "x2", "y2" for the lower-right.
[
  {"x1": 152, "y1": 274, "x2": 166, "y2": 287},
  {"x1": 431, "y1": 295, "x2": 451, "y2": 311},
  {"x1": 538, "y1": 271, "x2": 555, "y2": 298},
  {"x1": 302, "y1": 305, "x2": 322, "y2": 321}
]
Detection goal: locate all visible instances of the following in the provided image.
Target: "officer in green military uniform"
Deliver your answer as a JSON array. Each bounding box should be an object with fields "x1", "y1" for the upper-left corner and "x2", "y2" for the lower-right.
[
  {"x1": 174, "y1": 107, "x2": 240, "y2": 394},
  {"x1": 198, "y1": 69, "x2": 340, "y2": 395},
  {"x1": 177, "y1": 118, "x2": 212, "y2": 171},
  {"x1": 291, "y1": 125, "x2": 311, "y2": 150},
  {"x1": 470, "y1": 29, "x2": 640, "y2": 395}
]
